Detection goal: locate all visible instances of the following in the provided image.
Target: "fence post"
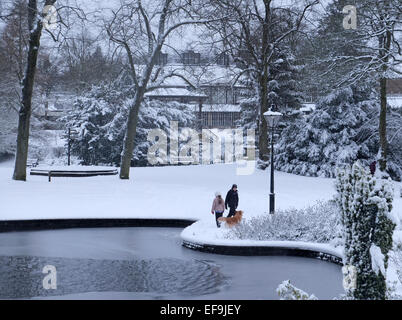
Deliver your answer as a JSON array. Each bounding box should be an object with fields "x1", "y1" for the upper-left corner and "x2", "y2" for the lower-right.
[{"x1": 48, "y1": 171, "x2": 52, "y2": 182}]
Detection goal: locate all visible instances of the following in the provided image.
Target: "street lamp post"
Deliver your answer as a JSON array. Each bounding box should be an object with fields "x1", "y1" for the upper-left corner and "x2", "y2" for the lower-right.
[
  {"x1": 263, "y1": 106, "x2": 283, "y2": 214},
  {"x1": 67, "y1": 128, "x2": 72, "y2": 166},
  {"x1": 63, "y1": 128, "x2": 78, "y2": 166}
]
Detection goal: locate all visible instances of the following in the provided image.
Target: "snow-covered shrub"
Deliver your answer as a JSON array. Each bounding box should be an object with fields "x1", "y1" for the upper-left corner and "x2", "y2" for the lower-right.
[
  {"x1": 389, "y1": 241, "x2": 402, "y2": 300},
  {"x1": 226, "y1": 201, "x2": 340, "y2": 244},
  {"x1": 335, "y1": 161, "x2": 396, "y2": 300},
  {"x1": 277, "y1": 280, "x2": 317, "y2": 300}
]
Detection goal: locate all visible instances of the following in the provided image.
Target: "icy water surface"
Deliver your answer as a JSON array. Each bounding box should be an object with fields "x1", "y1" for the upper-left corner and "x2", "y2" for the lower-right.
[{"x1": 0, "y1": 227, "x2": 343, "y2": 299}]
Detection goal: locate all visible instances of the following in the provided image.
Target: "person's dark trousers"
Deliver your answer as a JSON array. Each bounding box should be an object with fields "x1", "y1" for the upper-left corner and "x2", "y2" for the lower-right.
[
  {"x1": 215, "y1": 211, "x2": 224, "y2": 228},
  {"x1": 227, "y1": 207, "x2": 236, "y2": 217}
]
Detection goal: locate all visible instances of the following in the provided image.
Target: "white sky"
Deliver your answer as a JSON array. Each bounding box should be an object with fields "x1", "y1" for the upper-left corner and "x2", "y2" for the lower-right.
[{"x1": 0, "y1": 0, "x2": 332, "y2": 57}]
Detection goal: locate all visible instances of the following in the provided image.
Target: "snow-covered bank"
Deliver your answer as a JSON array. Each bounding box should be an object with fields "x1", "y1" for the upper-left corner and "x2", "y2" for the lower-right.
[
  {"x1": 180, "y1": 219, "x2": 343, "y2": 259},
  {"x1": 0, "y1": 162, "x2": 400, "y2": 222}
]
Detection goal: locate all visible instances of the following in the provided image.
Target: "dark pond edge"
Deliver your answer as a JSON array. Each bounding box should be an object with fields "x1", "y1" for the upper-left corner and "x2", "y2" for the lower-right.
[
  {"x1": 182, "y1": 240, "x2": 343, "y2": 265},
  {"x1": 0, "y1": 218, "x2": 196, "y2": 233}
]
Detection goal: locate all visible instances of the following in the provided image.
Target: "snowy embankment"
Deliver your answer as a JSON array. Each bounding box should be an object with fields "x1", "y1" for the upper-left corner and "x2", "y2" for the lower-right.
[
  {"x1": 0, "y1": 161, "x2": 342, "y2": 221},
  {"x1": 180, "y1": 219, "x2": 343, "y2": 259}
]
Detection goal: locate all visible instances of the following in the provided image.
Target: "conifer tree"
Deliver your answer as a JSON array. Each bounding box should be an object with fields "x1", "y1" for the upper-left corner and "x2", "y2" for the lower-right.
[{"x1": 336, "y1": 161, "x2": 395, "y2": 300}]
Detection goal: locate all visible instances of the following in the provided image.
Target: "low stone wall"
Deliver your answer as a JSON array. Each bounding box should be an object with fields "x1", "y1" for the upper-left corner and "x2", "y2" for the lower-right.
[
  {"x1": 182, "y1": 239, "x2": 343, "y2": 265},
  {"x1": 0, "y1": 218, "x2": 196, "y2": 233}
]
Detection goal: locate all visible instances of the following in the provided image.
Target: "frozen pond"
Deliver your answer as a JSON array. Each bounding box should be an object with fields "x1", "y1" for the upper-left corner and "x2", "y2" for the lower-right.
[{"x1": 0, "y1": 227, "x2": 343, "y2": 299}]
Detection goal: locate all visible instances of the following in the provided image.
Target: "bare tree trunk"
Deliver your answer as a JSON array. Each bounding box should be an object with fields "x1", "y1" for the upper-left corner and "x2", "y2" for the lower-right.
[
  {"x1": 378, "y1": 77, "x2": 387, "y2": 172},
  {"x1": 13, "y1": 0, "x2": 45, "y2": 181},
  {"x1": 378, "y1": 28, "x2": 391, "y2": 173},
  {"x1": 258, "y1": 76, "x2": 269, "y2": 165},
  {"x1": 258, "y1": 0, "x2": 271, "y2": 167},
  {"x1": 119, "y1": 86, "x2": 146, "y2": 179},
  {"x1": 118, "y1": 40, "x2": 162, "y2": 179}
]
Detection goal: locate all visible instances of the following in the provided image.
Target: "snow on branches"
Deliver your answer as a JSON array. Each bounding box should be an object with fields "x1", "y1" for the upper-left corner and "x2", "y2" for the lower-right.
[
  {"x1": 277, "y1": 280, "x2": 317, "y2": 300},
  {"x1": 335, "y1": 161, "x2": 395, "y2": 300}
]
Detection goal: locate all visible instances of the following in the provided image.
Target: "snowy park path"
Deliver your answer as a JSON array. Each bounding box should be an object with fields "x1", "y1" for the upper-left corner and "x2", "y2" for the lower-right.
[{"x1": 0, "y1": 162, "x2": 401, "y2": 222}]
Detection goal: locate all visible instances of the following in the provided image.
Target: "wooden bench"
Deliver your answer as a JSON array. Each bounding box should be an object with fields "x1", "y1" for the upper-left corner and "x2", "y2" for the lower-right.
[
  {"x1": 27, "y1": 158, "x2": 39, "y2": 168},
  {"x1": 30, "y1": 168, "x2": 118, "y2": 182}
]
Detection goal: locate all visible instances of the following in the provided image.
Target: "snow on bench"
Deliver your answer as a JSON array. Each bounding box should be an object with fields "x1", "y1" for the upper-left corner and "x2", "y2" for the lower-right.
[
  {"x1": 26, "y1": 158, "x2": 39, "y2": 168},
  {"x1": 30, "y1": 167, "x2": 118, "y2": 182}
]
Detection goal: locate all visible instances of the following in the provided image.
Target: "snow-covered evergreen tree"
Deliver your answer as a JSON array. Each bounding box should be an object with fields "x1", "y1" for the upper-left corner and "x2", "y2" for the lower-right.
[
  {"x1": 275, "y1": 86, "x2": 377, "y2": 178},
  {"x1": 275, "y1": 85, "x2": 402, "y2": 181},
  {"x1": 62, "y1": 84, "x2": 195, "y2": 166},
  {"x1": 267, "y1": 51, "x2": 303, "y2": 113},
  {"x1": 61, "y1": 84, "x2": 129, "y2": 165},
  {"x1": 386, "y1": 107, "x2": 402, "y2": 180},
  {"x1": 238, "y1": 97, "x2": 258, "y2": 130},
  {"x1": 335, "y1": 161, "x2": 395, "y2": 300},
  {"x1": 132, "y1": 99, "x2": 195, "y2": 166},
  {"x1": 238, "y1": 51, "x2": 303, "y2": 155},
  {"x1": 297, "y1": 0, "x2": 367, "y2": 98}
]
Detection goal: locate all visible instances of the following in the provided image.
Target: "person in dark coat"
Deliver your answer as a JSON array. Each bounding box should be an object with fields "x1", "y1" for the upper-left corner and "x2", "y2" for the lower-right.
[
  {"x1": 369, "y1": 161, "x2": 376, "y2": 175},
  {"x1": 225, "y1": 184, "x2": 239, "y2": 218}
]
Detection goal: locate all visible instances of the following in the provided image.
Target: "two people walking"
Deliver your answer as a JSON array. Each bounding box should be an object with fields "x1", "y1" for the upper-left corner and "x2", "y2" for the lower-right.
[{"x1": 211, "y1": 184, "x2": 239, "y2": 228}]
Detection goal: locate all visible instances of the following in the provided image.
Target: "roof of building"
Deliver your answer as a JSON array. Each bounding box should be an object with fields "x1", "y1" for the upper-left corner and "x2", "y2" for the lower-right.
[
  {"x1": 146, "y1": 64, "x2": 247, "y2": 88},
  {"x1": 145, "y1": 87, "x2": 208, "y2": 99},
  {"x1": 201, "y1": 104, "x2": 241, "y2": 112},
  {"x1": 300, "y1": 103, "x2": 316, "y2": 112}
]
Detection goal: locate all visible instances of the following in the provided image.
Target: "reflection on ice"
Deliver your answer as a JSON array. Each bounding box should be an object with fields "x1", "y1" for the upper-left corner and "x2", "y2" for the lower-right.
[{"x1": 0, "y1": 255, "x2": 225, "y2": 299}]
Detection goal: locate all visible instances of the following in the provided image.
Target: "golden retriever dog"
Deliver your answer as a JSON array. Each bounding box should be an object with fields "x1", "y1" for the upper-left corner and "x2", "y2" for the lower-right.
[{"x1": 218, "y1": 210, "x2": 243, "y2": 227}]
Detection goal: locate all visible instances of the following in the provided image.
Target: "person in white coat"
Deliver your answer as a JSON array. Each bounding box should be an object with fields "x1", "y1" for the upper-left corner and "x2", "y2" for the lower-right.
[{"x1": 211, "y1": 191, "x2": 225, "y2": 228}]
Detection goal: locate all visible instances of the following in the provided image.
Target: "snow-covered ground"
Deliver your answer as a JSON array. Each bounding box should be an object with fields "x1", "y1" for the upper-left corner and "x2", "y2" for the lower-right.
[
  {"x1": 0, "y1": 161, "x2": 333, "y2": 220},
  {"x1": 0, "y1": 161, "x2": 401, "y2": 222},
  {"x1": 1, "y1": 160, "x2": 402, "y2": 298}
]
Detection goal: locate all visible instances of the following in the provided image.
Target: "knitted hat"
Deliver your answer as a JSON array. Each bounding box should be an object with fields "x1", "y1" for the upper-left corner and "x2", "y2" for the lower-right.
[{"x1": 215, "y1": 191, "x2": 222, "y2": 197}]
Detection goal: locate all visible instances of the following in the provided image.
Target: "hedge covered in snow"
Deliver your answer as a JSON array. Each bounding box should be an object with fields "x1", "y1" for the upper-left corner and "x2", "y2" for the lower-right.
[{"x1": 225, "y1": 201, "x2": 341, "y2": 244}]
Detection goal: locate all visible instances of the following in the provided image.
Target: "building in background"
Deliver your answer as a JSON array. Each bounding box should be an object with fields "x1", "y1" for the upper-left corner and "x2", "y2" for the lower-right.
[
  {"x1": 145, "y1": 51, "x2": 249, "y2": 129},
  {"x1": 40, "y1": 50, "x2": 252, "y2": 130}
]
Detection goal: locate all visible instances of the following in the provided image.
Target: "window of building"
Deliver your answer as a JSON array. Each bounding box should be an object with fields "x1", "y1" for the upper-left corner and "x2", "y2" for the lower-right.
[
  {"x1": 182, "y1": 50, "x2": 201, "y2": 65},
  {"x1": 207, "y1": 86, "x2": 229, "y2": 104},
  {"x1": 217, "y1": 53, "x2": 230, "y2": 66},
  {"x1": 156, "y1": 52, "x2": 168, "y2": 65}
]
